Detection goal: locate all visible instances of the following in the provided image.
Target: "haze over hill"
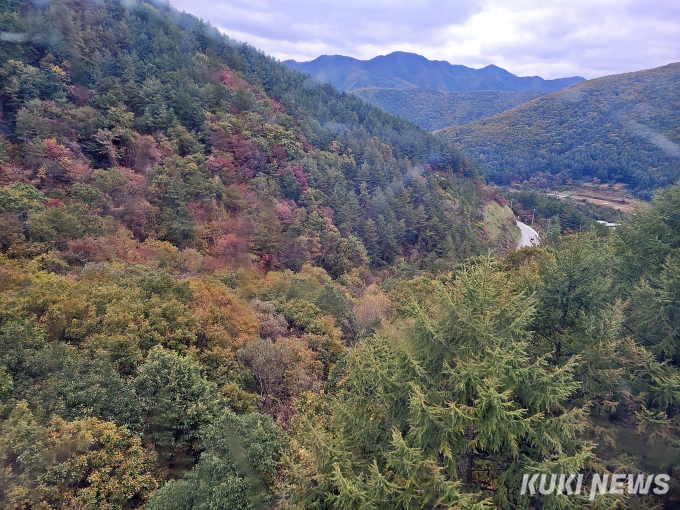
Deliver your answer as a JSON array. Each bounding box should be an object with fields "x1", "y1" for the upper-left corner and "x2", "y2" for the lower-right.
[
  {"x1": 437, "y1": 63, "x2": 680, "y2": 198},
  {"x1": 352, "y1": 88, "x2": 546, "y2": 131},
  {"x1": 284, "y1": 52, "x2": 585, "y2": 93}
]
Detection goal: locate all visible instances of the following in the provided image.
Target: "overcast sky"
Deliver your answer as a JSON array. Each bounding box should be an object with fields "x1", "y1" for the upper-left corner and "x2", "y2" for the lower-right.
[{"x1": 170, "y1": 0, "x2": 679, "y2": 80}]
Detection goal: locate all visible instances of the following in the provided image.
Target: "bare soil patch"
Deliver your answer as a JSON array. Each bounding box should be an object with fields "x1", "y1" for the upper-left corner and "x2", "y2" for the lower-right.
[{"x1": 550, "y1": 184, "x2": 640, "y2": 214}]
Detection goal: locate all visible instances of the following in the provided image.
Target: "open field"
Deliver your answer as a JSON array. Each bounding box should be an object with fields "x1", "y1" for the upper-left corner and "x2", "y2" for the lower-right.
[{"x1": 546, "y1": 184, "x2": 640, "y2": 215}]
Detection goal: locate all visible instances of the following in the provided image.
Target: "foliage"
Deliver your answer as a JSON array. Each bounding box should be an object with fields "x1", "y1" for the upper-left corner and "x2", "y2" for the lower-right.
[
  {"x1": 2, "y1": 0, "x2": 680, "y2": 509},
  {"x1": 617, "y1": 184, "x2": 680, "y2": 370},
  {"x1": 131, "y1": 346, "x2": 222, "y2": 471},
  {"x1": 354, "y1": 88, "x2": 545, "y2": 130},
  {"x1": 0, "y1": 401, "x2": 160, "y2": 510},
  {"x1": 0, "y1": 0, "x2": 500, "y2": 275},
  {"x1": 147, "y1": 410, "x2": 281, "y2": 510},
  {"x1": 281, "y1": 257, "x2": 597, "y2": 508},
  {"x1": 439, "y1": 64, "x2": 680, "y2": 197}
]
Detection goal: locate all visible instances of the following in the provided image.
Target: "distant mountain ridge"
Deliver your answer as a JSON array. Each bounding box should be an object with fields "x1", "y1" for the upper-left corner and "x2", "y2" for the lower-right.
[{"x1": 284, "y1": 52, "x2": 585, "y2": 93}]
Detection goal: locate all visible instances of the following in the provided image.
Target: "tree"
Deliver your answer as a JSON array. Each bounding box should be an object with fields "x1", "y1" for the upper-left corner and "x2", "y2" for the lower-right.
[
  {"x1": 406, "y1": 256, "x2": 592, "y2": 507},
  {"x1": 362, "y1": 218, "x2": 379, "y2": 263},
  {"x1": 131, "y1": 346, "x2": 222, "y2": 472},
  {"x1": 533, "y1": 233, "x2": 613, "y2": 363},
  {"x1": 284, "y1": 257, "x2": 594, "y2": 508},
  {"x1": 252, "y1": 208, "x2": 283, "y2": 270},
  {"x1": 627, "y1": 252, "x2": 680, "y2": 364},
  {"x1": 0, "y1": 402, "x2": 160, "y2": 510},
  {"x1": 616, "y1": 182, "x2": 680, "y2": 364},
  {"x1": 353, "y1": 284, "x2": 391, "y2": 331},
  {"x1": 281, "y1": 333, "x2": 488, "y2": 509},
  {"x1": 189, "y1": 279, "x2": 259, "y2": 351},
  {"x1": 146, "y1": 410, "x2": 280, "y2": 510},
  {"x1": 238, "y1": 337, "x2": 322, "y2": 419},
  {"x1": 9, "y1": 344, "x2": 143, "y2": 430}
]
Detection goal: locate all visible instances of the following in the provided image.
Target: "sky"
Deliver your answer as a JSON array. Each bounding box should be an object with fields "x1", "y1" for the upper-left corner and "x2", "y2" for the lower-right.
[{"x1": 170, "y1": 0, "x2": 680, "y2": 80}]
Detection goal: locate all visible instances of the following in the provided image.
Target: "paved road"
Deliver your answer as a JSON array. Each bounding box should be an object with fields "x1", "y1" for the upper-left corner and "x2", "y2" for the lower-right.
[{"x1": 516, "y1": 220, "x2": 539, "y2": 250}]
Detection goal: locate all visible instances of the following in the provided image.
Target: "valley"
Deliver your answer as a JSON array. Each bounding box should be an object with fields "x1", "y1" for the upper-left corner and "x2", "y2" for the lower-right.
[
  {"x1": 0, "y1": 1, "x2": 679, "y2": 509},
  {"x1": 352, "y1": 87, "x2": 546, "y2": 130}
]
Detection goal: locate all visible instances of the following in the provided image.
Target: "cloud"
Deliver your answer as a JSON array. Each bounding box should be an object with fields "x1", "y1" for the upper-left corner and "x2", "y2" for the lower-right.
[
  {"x1": 626, "y1": 121, "x2": 680, "y2": 157},
  {"x1": 169, "y1": 0, "x2": 680, "y2": 79},
  {"x1": 0, "y1": 32, "x2": 27, "y2": 42}
]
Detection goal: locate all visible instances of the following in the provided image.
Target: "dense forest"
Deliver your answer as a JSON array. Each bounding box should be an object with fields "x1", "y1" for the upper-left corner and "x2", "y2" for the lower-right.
[
  {"x1": 0, "y1": 0, "x2": 515, "y2": 508},
  {"x1": 2, "y1": 1, "x2": 680, "y2": 509},
  {"x1": 438, "y1": 64, "x2": 680, "y2": 199},
  {"x1": 353, "y1": 88, "x2": 545, "y2": 131},
  {"x1": 0, "y1": 0, "x2": 516, "y2": 275}
]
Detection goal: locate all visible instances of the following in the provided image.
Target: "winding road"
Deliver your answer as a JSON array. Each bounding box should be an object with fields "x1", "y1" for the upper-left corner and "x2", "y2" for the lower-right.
[{"x1": 516, "y1": 220, "x2": 539, "y2": 250}]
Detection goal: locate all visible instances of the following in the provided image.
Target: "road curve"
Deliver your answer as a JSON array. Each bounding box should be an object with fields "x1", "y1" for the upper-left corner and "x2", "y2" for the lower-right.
[{"x1": 516, "y1": 221, "x2": 539, "y2": 250}]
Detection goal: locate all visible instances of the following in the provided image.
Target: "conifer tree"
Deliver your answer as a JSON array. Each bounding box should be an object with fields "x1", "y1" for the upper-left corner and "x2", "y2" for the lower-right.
[
  {"x1": 533, "y1": 233, "x2": 613, "y2": 363},
  {"x1": 406, "y1": 256, "x2": 592, "y2": 507},
  {"x1": 284, "y1": 257, "x2": 594, "y2": 509},
  {"x1": 362, "y1": 218, "x2": 379, "y2": 263}
]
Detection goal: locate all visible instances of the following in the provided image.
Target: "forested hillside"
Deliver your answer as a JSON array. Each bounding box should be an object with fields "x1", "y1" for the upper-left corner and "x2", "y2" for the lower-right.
[
  {"x1": 274, "y1": 183, "x2": 680, "y2": 509},
  {"x1": 285, "y1": 52, "x2": 584, "y2": 93},
  {"x1": 438, "y1": 63, "x2": 680, "y2": 198},
  {"x1": 353, "y1": 87, "x2": 545, "y2": 130},
  {"x1": 0, "y1": 0, "x2": 517, "y2": 508},
  {"x1": 3, "y1": 1, "x2": 680, "y2": 509},
  {"x1": 0, "y1": 0, "x2": 508, "y2": 274}
]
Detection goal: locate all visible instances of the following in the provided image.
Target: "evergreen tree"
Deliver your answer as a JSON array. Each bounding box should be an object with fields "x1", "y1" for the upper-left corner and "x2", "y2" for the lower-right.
[
  {"x1": 362, "y1": 218, "x2": 379, "y2": 263},
  {"x1": 406, "y1": 256, "x2": 592, "y2": 507},
  {"x1": 284, "y1": 257, "x2": 595, "y2": 509},
  {"x1": 147, "y1": 410, "x2": 280, "y2": 510},
  {"x1": 533, "y1": 233, "x2": 613, "y2": 363}
]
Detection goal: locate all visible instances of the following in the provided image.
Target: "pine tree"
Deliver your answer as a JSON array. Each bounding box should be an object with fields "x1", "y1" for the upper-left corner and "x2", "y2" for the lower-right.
[
  {"x1": 356, "y1": 161, "x2": 371, "y2": 185},
  {"x1": 358, "y1": 181, "x2": 371, "y2": 211},
  {"x1": 280, "y1": 335, "x2": 489, "y2": 509},
  {"x1": 411, "y1": 204, "x2": 428, "y2": 241},
  {"x1": 627, "y1": 252, "x2": 680, "y2": 363},
  {"x1": 533, "y1": 233, "x2": 613, "y2": 363}
]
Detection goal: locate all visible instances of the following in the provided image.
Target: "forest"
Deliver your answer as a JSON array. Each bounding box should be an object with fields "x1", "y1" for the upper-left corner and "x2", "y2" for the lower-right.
[
  {"x1": 352, "y1": 88, "x2": 545, "y2": 131},
  {"x1": 1, "y1": 1, "x2": 680, "y2": 509},
  {"x1": 438, "y1": 64, "x2": 680, "y2": 199}
]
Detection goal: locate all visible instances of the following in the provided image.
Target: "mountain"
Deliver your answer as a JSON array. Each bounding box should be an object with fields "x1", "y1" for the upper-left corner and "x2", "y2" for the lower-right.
[
  {"x1": 0, "y1": 0, "x2": 523, "y2": 507},
  {"x1": 284, "y1": 52, "x2": 585, "y2": 93},
  {"x1": 352, "y1": 88, "x2": 546, "y2": 130},
  {"x1": 285, "y1": 53, "x2": 585, "y2": 131},
  {"x1": 4, "y1": 3, "x2": 680, "y2": 510},
  {"x1": 0, "y1": 0, "x2": 516, "y2": 276},
  {"x1": 437, "y1": 63, "x2": 680, "y2": 198}
]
